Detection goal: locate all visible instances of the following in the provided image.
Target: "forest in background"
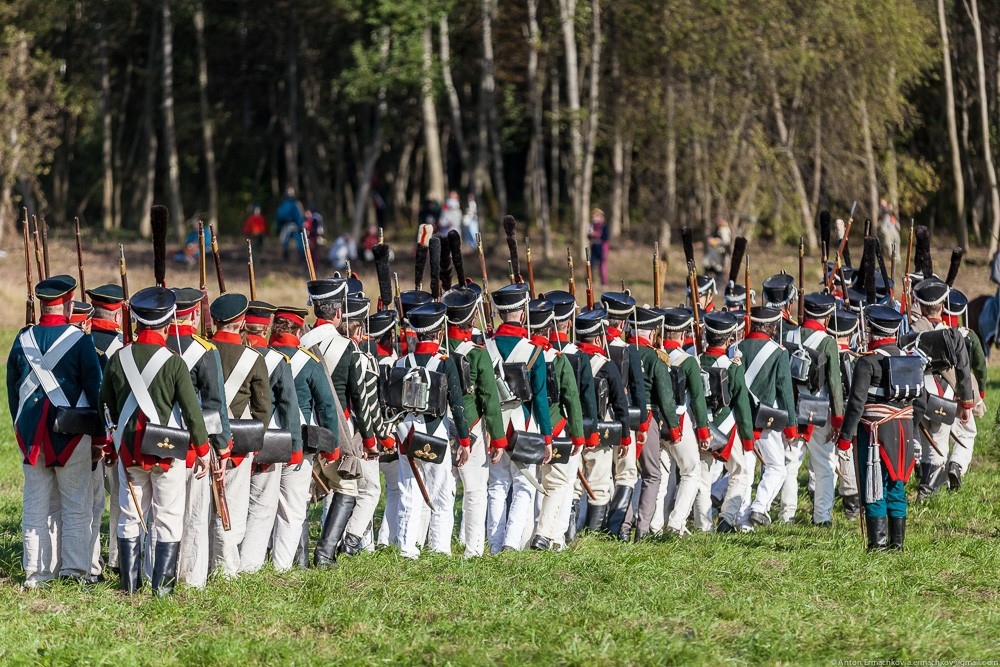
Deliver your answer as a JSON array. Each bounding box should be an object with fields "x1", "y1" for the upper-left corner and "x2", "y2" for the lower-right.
[{"x1": 1, "y1": 0, "x2": 1000, "y2": 258}]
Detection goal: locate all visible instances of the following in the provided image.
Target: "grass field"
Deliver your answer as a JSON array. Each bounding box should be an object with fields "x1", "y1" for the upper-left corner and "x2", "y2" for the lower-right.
[{"x1": 2, "y1": 326, "x2": 1000, "y2": 665}]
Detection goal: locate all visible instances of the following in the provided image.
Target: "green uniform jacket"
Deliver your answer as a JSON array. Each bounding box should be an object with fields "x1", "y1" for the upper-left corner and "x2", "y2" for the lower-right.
[
  {"x1": 447, "y1": 335, "x2": 507, "y2": 447},
  {"x1": 961, "y1": 327, "x2": 987, "y2": 396},
  {"x1": 544, "y1": 346, "x2": 586, "y2": 445},
  {"x1": 214, "y1": 338, "x2": 272, "y2": 423},
  {"x1": 165, "y1": 331, "x2": 232, "y2": 454},
  {"x1": 737, "y1": 332, "x2": 798, "y2": 438},
  {"x1": 251, "y1": 343, "x2": 304, "y2": 455},
  {"x1": 783, "y1": 320, "x2": 845, "y2": 424},
  {"x1": 272, "y1": 344, "x2": 340, "y2": 452},
  {"x1": 699, "y1": 350, "x2": 754, "y2": 446},
  {"x1": 407, "y1": 342, "x2": 471, "y2": 446},
  {"x1": 635, "y1": 342, "x2": 680, "y2": 437},
  {"x1": 100, "y1": 335, "x2": 209, "y2": 469},
  {"x1": 664, "y1": 341, "x2": 710, "y2": 442}
]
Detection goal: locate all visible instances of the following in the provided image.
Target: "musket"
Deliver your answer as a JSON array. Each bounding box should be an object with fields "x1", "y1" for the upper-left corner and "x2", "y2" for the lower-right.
[
  {"x1": 209, "y1": 223, "x2": 226, "y2": 294},
  {"x1": 247, "y1": 239, "x2": 257, "y2": 301},
  {"x1": 525, "y1": 237, "x2": 536, "y2": 298},
  {"x1": 32, "y1": 216, "x2": 44, "y2": 281},
  {"x1": 119, "y1": 244, "x2": 133, "y2": 344},
  {"x1": 74, "y1": 218, "x2": 87, "y2": 301},
  {"x1": 744, "y1": 255, "x2": 752, "y2": 336},
  {"x1": 567, "y1": 247, "x2": 577, "y2": 298},
  {"x1": 827, "y1": 202, "x2": 857, "y2": 290},
  {"x1": 653, "y1": 242, "x2": 662, "y2": 308},
  {"x1": 901, "y1": 219, "x2": 915, "y2": 315},
  {"x1": 40, "y1": 218, "x2": 51, "y2": 279},
  {"x1": 797, "y1": 236, "x2": 805, "y2": 324},
  {"x1": 889, "y1": 243, "x2": 897, "y2": 298},
  {"x1": 475, "y1": 233, "x2": 495, "y2": 334},
  {"x1": 577, "y1": 468, "x2": 597, "y2": 502},
  {"x1": 105, "y1": 405, "x2": 145, "y2": 534},
  {"x1": 198, "y1": 223, "x2": 213, "y2": 338},
  {"x1": 688, "y1": 262, "x2": 704, "y2": 354},
  {"x1": 22, "y1": 213, "x2": 35, "y2": 326},
  {"x1": 209, "y1": 448, "x2": 232, "y2": 531},
  {"x1": 919, "y1": 423, "x2": 946, "y2": 458},
  {"x1": 507, "y1": 259, "x2": 515, "y2": 286},
  {"x1": 584, "y1": 248, "x2": 595, "y2": 309},
  {"x1": 302, "y1": 230, "x2": 317, "y2": 281}
]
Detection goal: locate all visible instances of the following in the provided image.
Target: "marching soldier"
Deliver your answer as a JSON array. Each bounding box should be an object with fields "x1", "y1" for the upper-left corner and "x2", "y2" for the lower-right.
[
  {"x1": 620, "y1": 306, "x2": 681, "y2": 541},
  {"x1": 570, "y1": 308, "x2": 631, "y2": 533},
  {"x1": 526, "y1": 297, "x2": 587, "y2": 550},
  {"x1": 909, "y1": 279, "x2": 976, "y2": 500},
  {"x1": 738, "y1": 306, "x2": 797, "y2": 529},
  {"x1": 208, "y1": 293, "x2": 272, "y2": 577},
  {"x1": 723, "y1": 283, "x2": 752, "y2": 312},
  {"x1": 238, "y1": 301, "x2": 303, "y2": 574},
  {"x1": 442, "y1": 285, "x2": 508, "y2": 557},
  {"x1": 165, "y1": 288, "x2": 231, "y2": 588},
  {"x1": 762, "y1": 273, "x2": 797, "y2": 332},
  {"x1": 394, "y1": 302, "x2": 472, "y2": 558},
  {"x1": 70, "y1": 301, "x2": 94, "y2": 331},
  {"x1": 268, "y1": 306, "x2": 341, "y2": 569},
  {"x1": 368, "y1": 309, "x2": 403, "y2": 549},
  {"x1": 826, "y1": 309, "x2": 862, "y2": 519},
  {"x1": 833, "y1": 305, "x2": 928, "y2": 550},
  {"x1": 688, "y1": 276, "x2": 717, "y2": 314},
  {"x1": 7, "y1": 275, "x2": 103, "y2": 586},
  {"x1": 299, "y1": 278, "x2": 376, "y2": 568},
  {"x1": 779, "y1": 292, "x2": 845, "y2": 526},
  {"x1": 486, "y1": 283, "x2": 552, "y2": 552},
  {"x1": 699, "y1": 312, "x2": 756, "y2": 533},
  {"x1": 600, "y1": 292, "x2": 650, "y2": 538},
  {"x1": 655, "y1": 307, "x2": 711, "y2": 535},
  {"x1": 100, "y1": 286, "x2": 209, "y2": 595}
]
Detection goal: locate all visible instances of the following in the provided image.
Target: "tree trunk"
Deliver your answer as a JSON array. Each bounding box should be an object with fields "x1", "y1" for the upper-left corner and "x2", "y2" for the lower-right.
[
  {"x1": 608, "y1": 8, "x2": 623, "y2": 238},
  {"x1": 350, "y1": 31, "x2": 390, "y2": 240},
  {"x1": 967, "y1": 0, "x2": 1000, "y2": 255},
  {"x1": 136, "y1": 14, "x2": 159, "y2": 239},
  {"x1": 558, "y1": 0, "x2": 584, "y2": 256},
  {"x1": 394, "y1": 123, "x2": 419, "y2": 223},
  {"x1": 161, "y1": 0, "x2": 184, "y2": 240},
  {"x1": 481, "y1": 0, "x2": 507, "y2": 224},
  {"x1": 421, "y1": 23, "x2": 445, "y2": 203},
  {"x1": 99, "y1": 0, "x2": 115, "y2": 231},
  {"x1": 550, "y1": 61, "x2": 561, "y2": 230},
  {"x1": 810, "y1": 111, "x2": 823, "y2": 229},
  {"x1": 527, "y1": 0, "x2": 551, "y2": 258},
  {"x1": 193, "y1": 0, "x2": 218, "y2": 230},
  {"x1": 938, "y1": 0, "x2": 966, "y2": 239},
  {"x1": 858, "y1": 94, "x2": 880, "y2": 226},
  {"x1": 439, "y1": 15, "x2": 469, "y2": 191},
  {"x1": 661, "y1": 74, "x2": 676, "y2": 252},
  {"x1": 578, "y1": 0, "x2": 601, "y2": 255},
  {"x1": 283, "y1": 9, "x2": 300, "y2": 196},
  {"x1": 768, "y1": 68, "x2": 818, "y2": 252},
  {"x1": 622, "y1": 133, "x2": 634, "y2": 231}
]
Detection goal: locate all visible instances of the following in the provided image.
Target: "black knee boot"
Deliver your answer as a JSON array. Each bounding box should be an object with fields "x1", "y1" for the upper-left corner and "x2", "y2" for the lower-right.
[
  {"x1": 338, "y1": 531, "x2": 365, "y2": 558},
  {"x1": 917, "y1": 463, "x2": 945, "y2": 501},
  {"x1": 117, "y1": 537, "x2": 142, "y2": 595},
  {"x1": 294, "y1": 520, "x2": 310, "y2": 568},
  {"x1": 865, "y1": 516, "x2": 888, "y2": 552},
  {"x1": 842, "y1": 494, "x2": 860, "y2": 520},
  {"x1": 585, "y1": 503, "x2": 609, "y2": 532},
  {"x1": 605, "y1": 485, "x2": 634, "y2": 540},
  {"x1": 888, "y1": 516, "x2": 906, "y2": 551},
  {"x1": 314, "y1": 494, "x2": 356, "y2": 568},
  {"x1": 565, "y1": 499, "x2": 580, "y2": 544},
  {"x1": 151, "y1": 541, "x2": 180, "y2": 597}
]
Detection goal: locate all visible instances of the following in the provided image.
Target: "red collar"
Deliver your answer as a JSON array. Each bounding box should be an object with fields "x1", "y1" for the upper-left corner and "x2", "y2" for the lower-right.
[
  {"x1": 705, "y1": 347, "x2": 728, "y2": 357},
  {"x1": 495, "y1": 323, "x2": 528, "y2": 339},
  {"x1": 168, "y1": 324, "x2": 197, "y2": 337},
  {"x1": 414, "y1": 341, "x2": 440, "y2": 355},
  {"x1": 269, "y1": 332, "x2": 301, "y2": 348},
  {"x1": 576, "y1": 342, "x2": 605, "y2": 357},
  {"x1": 212, "y1": 331, "x2": 242, "y2": 345},
  {"x1": 870, "y1": 337, "x2": 896, "y2": 349},
  {"x1": 246, "y1": 334, "x2": 269, "y2": 348},
  {"x1": 943, "y1": 315, "x2": 959, "y2": 327},
  {"x1": 838, "y1": 343, "x2": 852, "y2": 351},
  {"x1": 606, "y1": 326, "x2": 623, "y2": 341},
  {"x1": 704, "y1": 302, "x2": 715, "y2": 313},
  {"x1": 314, "y1": 319, "x2": 335, "y2": 328},
  {"x1": 91, "y1": 318, "x2": 120, "y2": 333},
  {"x1": 746, "y1": 332, "x2": 772, "y2": 341},
  {"x1": 801, "y1": 319, "x2": 826, "y2": 332},
  {"x1": 550, "y1": 331, "x2": 570, "y2": 344},
  {"x1": 448, "y1": 325, "x2": 473, "y2": 342},
  {"x1": 38, "y1": 314, "x2": 69, "y2": 326},
  {"x1": 376, "y1": 343, "x2": 394, "y2": 357},
  {"x1": 530, "y1": 335, "x2": 552, "y2": 350},
  {"x1": 136, "y1": 330, "x2": 166, "y2": 346},
  {"x1": 663, "y1": 339, "x2": 682, "y2": 350},
  {"x1": 628, "y1": 335, "x2": 652, "y2": 347}
]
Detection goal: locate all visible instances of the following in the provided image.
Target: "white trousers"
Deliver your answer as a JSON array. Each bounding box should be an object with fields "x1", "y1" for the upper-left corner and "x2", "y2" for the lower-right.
[
  {"x1": 210, "y1": 454, "x2": 254, "y2": 577},
  {"x1": 89, "y1": 463, "x2": 106, "y2": 578},
  {"x1": 457, "y1": 422, "x2": 489, "y2": 556},
  {"x1": 664, "y1": 415, "x2": 700, "y2": 533},
  {"x1": 346, "y1": 458, "x2": 382, "y2": 540},
  {"x1": 837, "y1": 447, "x2": 859, "y2": 496},
  {"x1": 377, "y1": 458, "x2": 400, "y2": 547},
  {"x1": 537, "y1": 453, "x2": 577, "y2": 542},
  {"x1": 239, "y1": 463, "x2": 283, "y2": 573},
  {"x1": 575, "y1": 445, "x2": 614, "y2": 505},
  {"x1": 553, "y1": 453, "x2": 583, "y2": 547},
  {"x1": 105, "y1": 465, "x2": 120, "y2": 567},
  {"x1": 746, "y1": 428, "x2": 786, "y2": 520},
  {"x1": 719, "y1": 445, "x2": 752, "y2": 527},
  {"x1": 486, "y1": 456, "x2": 537, "y2": 554},
  {"x1": 919, "y1": 419, "x2": 951, "y2": 468},
  {"x1": 22, "y1": 443, "x2": 94, "y2": 585},
  {"x1": 271, "y1": 455, "x2": 313, "y2": 570},
  {"x1": 692, "y1": 451, "x2": 717, "y2": 533},
  {"x1": 179, "y1": 467, "x2": 211, "y2": 587},
  {"x1": 118, "y1": 459, "x2": 186, "y2": 544},
  {"x1": 397, "y1": 446, "x2": 456, "y2": 559},
  {"x1": 949, "y1": 416, "x2": 977, "y2": 473}
]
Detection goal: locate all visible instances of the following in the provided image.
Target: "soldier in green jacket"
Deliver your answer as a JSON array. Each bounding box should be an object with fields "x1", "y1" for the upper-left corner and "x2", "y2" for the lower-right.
[
  {"x1": 620, "y1": 307, "x2": 680, "y2": 541},
  {"x1": 699, "y1": 312, "x2": 756, "y2": 533},
  {"x1": 527, "y1": 298, "x2": 587, "y2": 550},
  {"x1": 442, "y1": 285, "x2": 508, "y2": 557},
  {"x1": 944, "y1": 289, "x2": 987, "y2": 491},
  {"x1": 208, "y1": 293, "x2": 272, "y2": 578},
  {"x1": 100, "y1": 286, "x2": 210, "y2": 596}
]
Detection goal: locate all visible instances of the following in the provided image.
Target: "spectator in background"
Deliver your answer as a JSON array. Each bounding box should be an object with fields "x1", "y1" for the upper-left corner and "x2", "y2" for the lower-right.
[
  {"x1": 419, "y1": 197, "x2": 441, "y2": 231},
  {"x1": 327, "y1": 232, "x2": 357, "y2": 271},
  {"x1": 588, "y1": 207, "x2": 610, "y2": 287},
  {"x1": 463, "y1": 193, "x2": 479, "y2": 247},
  {"x1": 877, "y1": 198, "x2": 901, "y2": 263},
  {"x1": 276, "y1": 187, "x2": 305, "y2": 260},
  {"x1": 361, "y1": 225, "x2": 380, "y2": 262},
  {"x1": 441, "y1": 190, "x2": 462, "y2": 235},
  {"x1": 175, "y1": 217, "x2": 212, "y2": 266},
  {"x1": 242, "y1": 204, "x2": 267, "y2": 253}
]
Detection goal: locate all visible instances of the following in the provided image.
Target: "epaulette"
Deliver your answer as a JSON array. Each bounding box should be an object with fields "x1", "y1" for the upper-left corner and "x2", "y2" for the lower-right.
[
  {"x1": 192, "y1": 334, "x2": 216, "y2": 350},
  {"x1": 297, "y1": 346, "x2": 320, "y2": 362}
]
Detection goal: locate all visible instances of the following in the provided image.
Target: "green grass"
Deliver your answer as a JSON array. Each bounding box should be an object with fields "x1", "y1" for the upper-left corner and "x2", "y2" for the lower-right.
[{"x1": 2, "y1": 327, "x2": 1000, "y2": 665}]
